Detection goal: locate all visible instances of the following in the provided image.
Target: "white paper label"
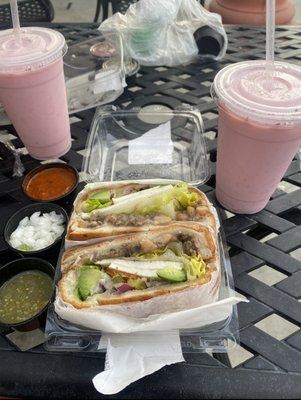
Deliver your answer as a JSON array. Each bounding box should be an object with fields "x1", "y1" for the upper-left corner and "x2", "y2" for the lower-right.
[
  {"x1": 93, "y1": 70, "x2": 123, "y2": 94},
  {"x1": 128, "y1": 121, "x2": 173, "y2": 165}
]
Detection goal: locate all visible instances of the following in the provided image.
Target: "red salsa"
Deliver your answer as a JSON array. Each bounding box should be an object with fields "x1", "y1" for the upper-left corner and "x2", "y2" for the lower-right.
[{"x1": 25, "y1": 167, "x2": 77, "y2": 201}]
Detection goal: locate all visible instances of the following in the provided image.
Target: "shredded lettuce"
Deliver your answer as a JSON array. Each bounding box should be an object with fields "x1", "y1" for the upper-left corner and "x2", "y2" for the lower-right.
[
  {"x1": 181, "y1": 256, "x2": 206, "y2": 281},
  {"x1": 157, "y1": 200, "x2": 177, "y2": 218},
  {"x1": 134, "y1": 183, "x2": 199, "y2": 216},
  {"x1": 134, "y1": 244, "x2": 206, "y2": 281},
  {"x1": 81, "y1": 264, "x2": 101, "y2": 271},
  {"x1": 89, "y1": 189, "x2": 111, "y2": 201},
  {"x1": 135, "y1": 248, "x2": 166, "y2": 260},
  {"x1": 166, "y1": 241, "x2": 184, "y2": 256},
  {"x1": 127, "y1": 278, "x2": 147, "y2": 290},
  {"x1": 82, "y1": 183, "x2": 199, "y2": 215}
]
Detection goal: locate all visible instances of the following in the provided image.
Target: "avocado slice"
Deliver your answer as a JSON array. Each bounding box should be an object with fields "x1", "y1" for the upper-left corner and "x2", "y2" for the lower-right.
[
  {"x1": 157, "y1": 267, "x2": 186, "y2": 283},
  {"x1": 81, "y1": 199, "x2": 112, "y2": 213},
  {"x1": 77, "y1": 266, "x2": 103, "y2": 301},
  {"x1": 81, "y1": 189, "x2": 112, "y2": 213},
  {"x1": 90, "y1": 189, "x2": 111, "y2": 202}
]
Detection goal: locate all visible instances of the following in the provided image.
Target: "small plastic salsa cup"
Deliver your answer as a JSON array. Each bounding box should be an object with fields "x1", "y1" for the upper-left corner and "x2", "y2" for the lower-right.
[
  {"x1": 4, "y1": 202, "x2": 68, "y2": 258},
  {"x1": 0, "y1": 258, "x2": 55, "y2": 330},
  {"x1": 22, "y1": 163, "x2": 79, "y2": 205}
]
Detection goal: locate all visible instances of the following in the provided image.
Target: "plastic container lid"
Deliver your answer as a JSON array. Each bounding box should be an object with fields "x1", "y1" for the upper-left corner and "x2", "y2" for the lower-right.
[
  {"x1": 82, "y1": 105, "x2": 210, "y2": 185},
  {"x1": 90, "y1": 42, "x2": 116, "y2": 58},
  {"x1": 63, "y1": 34, "x2": 126, "y2": 114},
  {"x1": 213, "y1": 60, "x2": 301, "y2": 124},
  {"x1": 0, "y1": 27, "x2": 66, "y2": 73},
  {"x1": 64, "y1": 33, "x2": 124, "y2": 77}
]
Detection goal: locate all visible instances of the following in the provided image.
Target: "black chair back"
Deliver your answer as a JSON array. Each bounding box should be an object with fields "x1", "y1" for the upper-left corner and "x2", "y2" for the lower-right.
[{"x1": 0, "y1": 0, "x2": 54, "y2": 29}]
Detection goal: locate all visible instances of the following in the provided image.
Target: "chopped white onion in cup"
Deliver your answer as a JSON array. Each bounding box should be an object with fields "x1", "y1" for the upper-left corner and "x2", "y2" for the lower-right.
[{"x1": 9, "y1": 211, "x2": 65, "y2": 251}]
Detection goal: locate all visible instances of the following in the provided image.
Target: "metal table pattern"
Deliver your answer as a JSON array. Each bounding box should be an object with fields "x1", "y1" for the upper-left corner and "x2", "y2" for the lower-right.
[{"x1": 0, "y1": 24, "x2": 300, "y2": 399}]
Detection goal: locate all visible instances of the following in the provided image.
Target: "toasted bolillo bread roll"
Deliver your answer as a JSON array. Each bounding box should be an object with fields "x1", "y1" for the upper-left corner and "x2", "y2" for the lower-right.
[
  {"x1": 67, "y1": 180, "x2": 216, "y2": 240},
  {"x1": 58, "y1": 224, "x2": 219, "y2": 308}
]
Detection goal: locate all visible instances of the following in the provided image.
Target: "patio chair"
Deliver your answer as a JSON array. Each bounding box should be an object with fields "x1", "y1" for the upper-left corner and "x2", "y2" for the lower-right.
[{"x1": 0, "y1": 0, "x2": 54, "y2": 28}]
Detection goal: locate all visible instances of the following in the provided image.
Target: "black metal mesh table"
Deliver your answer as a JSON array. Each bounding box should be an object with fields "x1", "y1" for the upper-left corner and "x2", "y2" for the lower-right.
[{"x1": 0, "y1": 23, "x2": 300, "y2": 399}]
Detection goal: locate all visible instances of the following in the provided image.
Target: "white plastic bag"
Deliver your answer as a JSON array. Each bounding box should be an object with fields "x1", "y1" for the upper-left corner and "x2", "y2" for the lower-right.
[{"x1": 99, "y1": 0, "x2": 227, "y2": 67}]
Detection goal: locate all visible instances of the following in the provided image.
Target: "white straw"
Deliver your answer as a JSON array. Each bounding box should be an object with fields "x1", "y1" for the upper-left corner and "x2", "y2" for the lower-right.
[
  {"x1": 10, "y1": 0, "x2": 21, "y2": 33},
  {"x1": 266, "y1": 0, "x2": 275, "y2": 76}
]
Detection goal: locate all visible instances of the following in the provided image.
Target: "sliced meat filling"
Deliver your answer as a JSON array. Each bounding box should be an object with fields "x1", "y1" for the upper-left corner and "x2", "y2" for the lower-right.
[
  {"x1": 81, "y1": 205, "x2": 213, "y2": 228},
  {"x1": 105, "y1": 213, "x2": 172, "y2": 226},
  {"x1": 177, "y1": 234, "x2": 199, "y2": 256},
  {"x1": 72, "y1": 231, "x2": 213, "y2": 271}
]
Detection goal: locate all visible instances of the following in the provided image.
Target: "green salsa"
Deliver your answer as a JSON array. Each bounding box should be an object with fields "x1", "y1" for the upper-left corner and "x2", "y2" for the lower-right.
[{"x1": 0, "y1": 270, "x2": 53, "y2": 324}]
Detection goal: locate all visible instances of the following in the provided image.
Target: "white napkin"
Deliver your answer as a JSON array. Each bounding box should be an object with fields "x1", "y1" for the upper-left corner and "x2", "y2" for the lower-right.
[{"x1": 92, "y1": 331, "x2": 184, "y2": 395}]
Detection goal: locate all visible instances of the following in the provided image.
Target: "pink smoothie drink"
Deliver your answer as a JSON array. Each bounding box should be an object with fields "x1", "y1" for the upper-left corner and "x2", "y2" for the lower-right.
[
  {"x1": 213, "y1": 60, "x2": 301, "y2": 214},
  {"x1": 0, "y1": 27, "x2": 71, "y2": 160}
]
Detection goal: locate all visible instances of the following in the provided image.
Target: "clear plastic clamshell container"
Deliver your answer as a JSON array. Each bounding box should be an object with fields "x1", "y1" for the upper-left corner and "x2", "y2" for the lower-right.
[
  {"x1": 82, "y1": 105, "x2": 210, "y2": 185},
  {"x1": 45, "y1": 105, "x2": 240, "y2": 353},
  {"x1": 45, "y1": 228, "x2": 239, "y2": 353},
  {"x1": 64, "y1": 32, "x2": 126, "y2": 114}
]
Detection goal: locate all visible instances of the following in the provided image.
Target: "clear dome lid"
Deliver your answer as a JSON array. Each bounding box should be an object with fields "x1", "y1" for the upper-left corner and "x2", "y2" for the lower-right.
[
  {"x1": 0, "y1": 27, "x2": 66, "y2": 73},
  {"x1": 213, "y1": 60, "x2": 301, "y2": 124}
]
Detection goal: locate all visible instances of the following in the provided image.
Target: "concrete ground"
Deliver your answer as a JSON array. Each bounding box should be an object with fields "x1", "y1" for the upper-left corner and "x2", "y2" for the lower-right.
[
  {"x1": 0, "y1": 0, "x2": 300, "y2": 23},
  {"x1": 51, "y1": 0, "x2": 99, "y2": 23},
  {"x1": 39, "y1": 0, "x2": 301, "y2": 24},
  {"x1": 44, "y1": 0, "x2": 301, "y2": 24}
]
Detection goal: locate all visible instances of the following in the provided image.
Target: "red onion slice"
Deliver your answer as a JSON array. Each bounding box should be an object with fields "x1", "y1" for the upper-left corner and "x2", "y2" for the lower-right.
[{"x1": 115, "y1": 283, "x2": 133, "y2": 293}]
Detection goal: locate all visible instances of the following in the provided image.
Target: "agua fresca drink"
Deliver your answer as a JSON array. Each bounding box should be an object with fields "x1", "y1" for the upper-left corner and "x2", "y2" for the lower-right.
[
  {"x1": 213, "y1": 60, "x2": 301, "y2": 214},
  {"x1": 0, "y1": 27, "x2": 71, "y2": 160}
]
